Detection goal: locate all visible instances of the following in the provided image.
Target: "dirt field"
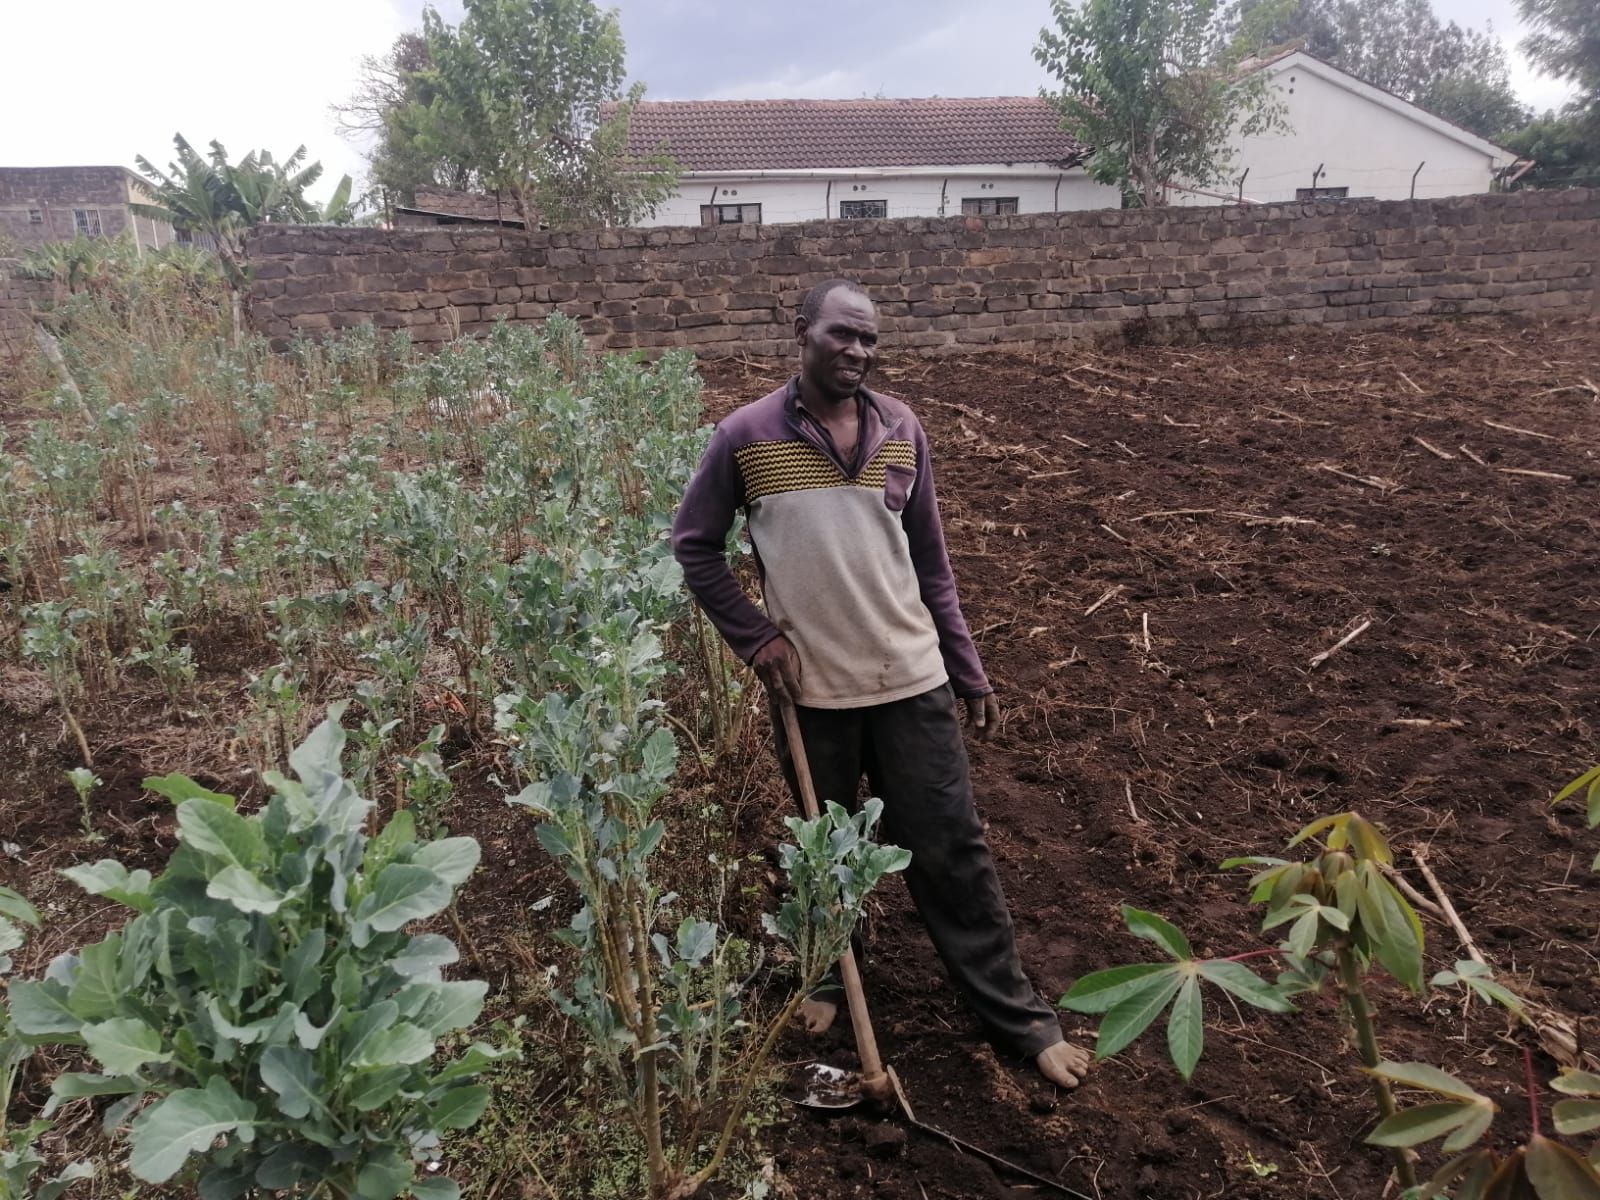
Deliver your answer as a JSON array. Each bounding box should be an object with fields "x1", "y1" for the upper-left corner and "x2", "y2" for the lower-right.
[
  {"x1": 700, "y1": 317, "x2": 1600, "y2": 1200},
  {"x1": 1, "y1": 315, "x2": 1596, "y2": 1198}
]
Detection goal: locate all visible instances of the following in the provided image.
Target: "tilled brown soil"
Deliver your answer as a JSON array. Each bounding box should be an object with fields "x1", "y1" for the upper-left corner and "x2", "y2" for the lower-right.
[
  {"x1": 699, "y1": 317, "x2": 1600, "y2": 1200},
  {"x1": 1, "y1": 316, "x2": 1595, "y2": 1199}
]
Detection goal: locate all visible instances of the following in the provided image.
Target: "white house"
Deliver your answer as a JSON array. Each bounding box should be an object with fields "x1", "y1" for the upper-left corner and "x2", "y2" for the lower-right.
[
  {"x1": 623, "y1": 97, "x2": 1120, "y2": 227},
  {"x1": 1173, "y1": 50, "x2": 1522, "y2": 205}
]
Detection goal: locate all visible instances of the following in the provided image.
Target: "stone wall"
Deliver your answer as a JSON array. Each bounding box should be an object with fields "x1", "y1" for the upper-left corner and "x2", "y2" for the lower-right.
[
  {"x1": 0, "y1": 265, "x2": 47, "y2": 370},
  {"x1": 204, "y1": 189, "x2": 1600, "y2": 355}
]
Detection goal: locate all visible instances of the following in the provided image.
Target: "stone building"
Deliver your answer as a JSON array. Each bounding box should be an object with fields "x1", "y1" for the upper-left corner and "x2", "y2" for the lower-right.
[{"x1": 0, "y1": 166, "x2": 176, "y2": 252}]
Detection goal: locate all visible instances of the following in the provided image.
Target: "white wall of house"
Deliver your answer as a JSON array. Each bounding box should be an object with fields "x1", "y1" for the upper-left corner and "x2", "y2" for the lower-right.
[
  {"x1": 642, "y1": 166, "x2": 1118, "y2": 227},
  {"x1": 1175, "y1": 54, "x2": 1515, "y2": 206}
]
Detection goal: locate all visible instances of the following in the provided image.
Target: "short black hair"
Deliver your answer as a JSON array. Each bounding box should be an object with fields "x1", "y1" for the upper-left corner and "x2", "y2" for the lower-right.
[{"x1": 799, "y1": 278, "x2": 870, "y2": 324}]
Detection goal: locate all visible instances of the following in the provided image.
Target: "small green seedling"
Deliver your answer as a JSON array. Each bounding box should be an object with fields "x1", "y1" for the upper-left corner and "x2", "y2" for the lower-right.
[{"x1": 64, "y1": 768, "x2": 102, "y2": 840}]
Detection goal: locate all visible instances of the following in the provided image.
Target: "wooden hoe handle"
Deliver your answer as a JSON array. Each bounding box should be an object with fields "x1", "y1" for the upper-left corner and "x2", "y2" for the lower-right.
[{"x1": 777, "y1": 698, "x2": 893, "y2": 1101}]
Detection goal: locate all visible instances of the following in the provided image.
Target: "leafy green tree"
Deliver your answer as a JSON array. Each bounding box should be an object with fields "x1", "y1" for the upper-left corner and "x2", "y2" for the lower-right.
[
  {"x1": 1503, "y1": 109, "x2": 1600, "y2": 188},
  {"x1": 1035, "y1": 0, "x2": 1284, "y2": 206},
  {"x1": 1518, "y1": 0, "x2": 1600, "y2": 120},
  {"x1": 408, "y1": 0, "x2": 679, "y2": 229},
  {"x1": 1232, "y1": 0, "x2": 1530, "y2": 138},
  {"x1": 334, "y1": 33, "x2": 472, "y2": 208}
]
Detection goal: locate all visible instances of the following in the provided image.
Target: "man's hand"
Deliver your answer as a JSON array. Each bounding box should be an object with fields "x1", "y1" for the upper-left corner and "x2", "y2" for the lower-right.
[
  {"x1": 964, "y1": 693, "x2": 1001, "y2": 742},
  {"x1": 752, "y1": 635, "x2": 802, "y2": 702}
]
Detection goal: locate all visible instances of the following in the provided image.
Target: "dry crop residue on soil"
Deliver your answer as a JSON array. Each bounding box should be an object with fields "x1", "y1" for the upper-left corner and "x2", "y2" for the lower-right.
[
  {"x1": 0, "y1": 317, "x2": 1595, "y2": 1199},
  {"x1": 699, "y1": 317, "x2": 1600, "y2": 1200}
]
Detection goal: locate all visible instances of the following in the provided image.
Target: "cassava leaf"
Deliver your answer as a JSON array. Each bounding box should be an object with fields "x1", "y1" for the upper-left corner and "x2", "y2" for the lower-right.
[
  {"x1": 1366, "y1": 1061, "x2": 1488, "y2": 1102},
  {"x1": 1094, "y1": 970, "x2": 1184, "y2": 1060},
  {"x1": 1122, "y1": 907, "x2": 1192, "y2": 960},
  {"x1": 1553, "y1": 1100, "x2": 1600, "y2": 1137},
  {"x1": 1061, "y1": 963, "x2": 1174, "y2": 1014},
  {"x1": 1366, "y1": 1101, "x2": 1488, "y2": 1149},
  {"x1": 1287, "y1": 813, "x2": 1344, "y2": 849},
  {"x1": 1167, "y1": 975, "x2": 1204, "y2": 1080},
  {"x1": 1524, "y1": 1134, "x2": 1600, "y2": 1198},
  {"x1": 1196, "y1": 960, "x2": 1296, "y2": 1012},
  {"x1": 1552, "y1": 1071, "x2": 1600, "y2": 1097},
  {"x1": 1442, "y1": 1099, "x2": 1496, "y2": 1153}
]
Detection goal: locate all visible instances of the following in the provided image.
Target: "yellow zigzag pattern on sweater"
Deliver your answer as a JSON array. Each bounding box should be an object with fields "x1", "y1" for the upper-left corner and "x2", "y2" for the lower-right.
[{"x1": 734, "y1": 440, "x2": 915, "y2": 502}]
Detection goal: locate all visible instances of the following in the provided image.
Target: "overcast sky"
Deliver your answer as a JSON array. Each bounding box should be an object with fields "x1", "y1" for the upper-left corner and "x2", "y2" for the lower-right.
[{"x1": 1, "y1": 0, "x2": 1578, "y2": 203}]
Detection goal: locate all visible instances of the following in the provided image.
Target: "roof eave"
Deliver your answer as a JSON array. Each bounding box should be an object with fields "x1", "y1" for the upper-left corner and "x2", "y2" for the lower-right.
[{"x1": 672, "y1": 160, "x2": 1088, "y2": 178}]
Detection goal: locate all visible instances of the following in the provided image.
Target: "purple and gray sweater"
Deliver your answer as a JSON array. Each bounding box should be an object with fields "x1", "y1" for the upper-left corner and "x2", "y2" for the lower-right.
[{"x1": 671, "y1": 378, "x2": 992, "y2": 709}]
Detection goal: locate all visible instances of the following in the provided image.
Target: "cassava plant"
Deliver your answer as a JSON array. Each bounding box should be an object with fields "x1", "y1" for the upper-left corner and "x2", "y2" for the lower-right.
[
  {"x1": 1555, "y1": 763, "x2": 1599, "y2": 870},
  {"x1": 13, "y1": 707, "x2": 510, "y2": 1199},
  {"x1": 1064, "y1": 813, "x2": 1434, "y2": 1189},
  {"x1": 1356, "y1": 1053, "x2": 1600, "y2": 1199}
]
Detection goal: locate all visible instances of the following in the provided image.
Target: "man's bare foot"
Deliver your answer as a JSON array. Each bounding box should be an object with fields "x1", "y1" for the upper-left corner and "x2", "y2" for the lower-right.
[
  {"x1": 798, "y1": 997, "x2": 838, "y2": 1034},
  {"x1": 1035, "y1": 1041, "x2": 1091, "y2": 1088}
]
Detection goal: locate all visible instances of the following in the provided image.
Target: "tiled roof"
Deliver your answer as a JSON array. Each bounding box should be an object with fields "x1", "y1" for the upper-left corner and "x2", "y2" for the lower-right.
[{"x1": 619, "y1": 97, "x2": 1088, "y2": 172}]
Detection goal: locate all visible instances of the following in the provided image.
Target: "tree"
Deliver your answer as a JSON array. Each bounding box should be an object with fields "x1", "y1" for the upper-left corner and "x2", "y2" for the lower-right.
[
  {"x1": 1518, "y1": 0, "x2": 1600, "y2": 128},
  {"x1": 1232, "y1": 0, "x2": 1531, "y2": 138},
  {"x1": 1503, "y1": 110, "x2": 1600, "y2": 188},
  {"x1": 333, "y1": 33, "x2": 473, "y2": 207},
  {"x1": 1035, "y1": 0, "x2": 1284, "y2": 207},
  {"x1": 390, "y1": 0, "x2": 678, "y2": 230}
]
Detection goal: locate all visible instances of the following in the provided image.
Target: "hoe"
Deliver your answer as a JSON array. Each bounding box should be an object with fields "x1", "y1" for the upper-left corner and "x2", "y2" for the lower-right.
[{"x1": 777, "y1": 699, "x2": 1092, "y2": 1200}]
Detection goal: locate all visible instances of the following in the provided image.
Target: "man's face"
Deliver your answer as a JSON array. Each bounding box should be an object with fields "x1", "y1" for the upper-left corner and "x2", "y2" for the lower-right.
[{"x1": 797, "y1": 288, "x2": 878, "y2": 402}]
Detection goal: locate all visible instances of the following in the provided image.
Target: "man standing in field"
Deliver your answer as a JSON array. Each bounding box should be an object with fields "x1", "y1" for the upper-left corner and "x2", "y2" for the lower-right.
[{"x1": 671, "y1": 279, "x2": 1090, "y2": 1089}]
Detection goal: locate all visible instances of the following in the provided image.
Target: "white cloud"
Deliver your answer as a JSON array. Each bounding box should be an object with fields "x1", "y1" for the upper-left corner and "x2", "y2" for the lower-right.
[{"x1": 1, "y1": 0, "x2": 406, "y2": 202}]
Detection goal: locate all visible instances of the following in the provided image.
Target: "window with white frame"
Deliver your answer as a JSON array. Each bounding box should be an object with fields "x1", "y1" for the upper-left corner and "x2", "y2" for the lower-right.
[
  {"x1": 839, "y1": 199, "x2": 887, "y2": 219},
  {"x1": 73, "y1": 208, "x2": 103, "y2": 236}
]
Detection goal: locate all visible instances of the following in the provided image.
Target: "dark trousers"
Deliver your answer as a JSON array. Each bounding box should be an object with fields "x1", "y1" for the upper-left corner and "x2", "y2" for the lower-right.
[{"x1": 771, "y1": 683, "x2": 1064, "y2": 1059}]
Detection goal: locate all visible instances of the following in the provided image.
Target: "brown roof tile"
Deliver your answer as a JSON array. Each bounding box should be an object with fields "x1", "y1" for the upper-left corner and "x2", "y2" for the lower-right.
[{"x1": 620, "y1": 97, "x2": 1087, "y2": 172}]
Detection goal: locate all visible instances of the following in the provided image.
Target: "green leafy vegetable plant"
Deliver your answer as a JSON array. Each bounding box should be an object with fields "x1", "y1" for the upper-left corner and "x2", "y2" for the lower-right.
[
  {"x1": 0, "y1": 886, "x2": 93, "y2": 1200},
  {"x1": 64, "y1": 767, "x2": 101, "y2": 840},
  {"x1": 15, "y1": 708, "x2": 509, "y2": 1199}
]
